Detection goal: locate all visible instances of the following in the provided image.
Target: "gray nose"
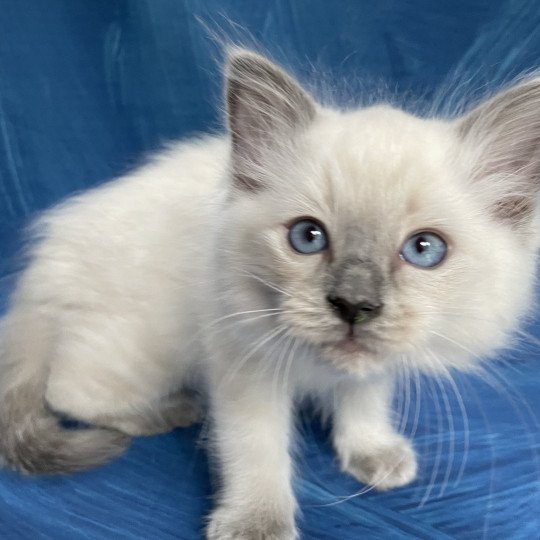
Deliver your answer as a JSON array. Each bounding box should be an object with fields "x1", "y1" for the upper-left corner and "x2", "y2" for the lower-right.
[{"x1": 326, "y1": 296, "x2": 383, "y2": 325}]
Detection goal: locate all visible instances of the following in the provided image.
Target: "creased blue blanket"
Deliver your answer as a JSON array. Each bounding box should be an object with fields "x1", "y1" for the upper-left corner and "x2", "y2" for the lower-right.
[{"x1": 0, "y1": 1, "x2": 539, "y2": 538}]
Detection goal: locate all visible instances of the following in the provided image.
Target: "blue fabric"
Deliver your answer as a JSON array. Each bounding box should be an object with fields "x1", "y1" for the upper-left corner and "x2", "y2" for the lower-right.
[{"x1": 0, "y1": 1, "x2": 539, "y2": 538}]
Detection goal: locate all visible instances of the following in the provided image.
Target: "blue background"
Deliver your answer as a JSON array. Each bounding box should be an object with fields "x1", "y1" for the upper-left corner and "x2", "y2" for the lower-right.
[{"x1": 0, "y1": 1, "x2": 539, "y2": 538}]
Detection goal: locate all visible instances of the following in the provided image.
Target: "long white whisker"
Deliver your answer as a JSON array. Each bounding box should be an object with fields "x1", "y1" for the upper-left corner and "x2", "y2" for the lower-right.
[
  {"x1": 309, "y1": 450, "x2": 416, "y2": 506},
  {"x1": 419, "y1": 374, "x2": 444, "y2": 508},
  {"x1": 186, "y1": 308, "x2": 283, "y2": 348},
  {"x1": 240, "y1": 270, "x2": 293, "y2": 298},
  {"x1": 443, "y1": 367, "x2": 470, "y2": 487},
  {"x1": 271, "y1": 332, "x2": 294, "y2": 402},
  {"x1": 394, "y1": 359, "x2": 405, "y2": 434},
  {"x1": 218, "y1": 325, "x2": 289, "y2": 391},
  {"x1": 398, "y1": 357, "x2": 412, "y2": 437},
  {"x1": 426, "y1": 352, "x2": 455, "y2": 498},
  {"x1": 282, "y1": 336, "x2": 300, "y2": 396},
  {"x1": 409, "y1": 360, "x2": 422, "y2": 443}
]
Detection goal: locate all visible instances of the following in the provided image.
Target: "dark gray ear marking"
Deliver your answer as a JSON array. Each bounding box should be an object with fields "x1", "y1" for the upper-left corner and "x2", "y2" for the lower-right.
[
  {"x1": 225, "y1": 49, "x2": 316, "y2": 191},
  {"x1": 458, "y1": 78, "x2": 540, "y2": 226},
  {"x1": 233, "y1": 172, "x2": 260, "y2": 192},
  {"x1": 493, "y1": 195, "x2": 533, "y2": 222}
]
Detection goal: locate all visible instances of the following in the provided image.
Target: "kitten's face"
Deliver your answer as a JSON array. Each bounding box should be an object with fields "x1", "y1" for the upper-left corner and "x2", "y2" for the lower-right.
[
  {"x1": 224, "y1": 106, "x2": 535, "y2": 376},
  {"x1": 222, "y1": 51, "x2": 540, "y2": 377}
]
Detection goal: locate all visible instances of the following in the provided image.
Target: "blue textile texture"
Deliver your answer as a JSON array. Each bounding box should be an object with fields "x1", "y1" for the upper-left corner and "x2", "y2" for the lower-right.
[{"x1": 0, "y1": 1, "x2": 539, "y2": 538}]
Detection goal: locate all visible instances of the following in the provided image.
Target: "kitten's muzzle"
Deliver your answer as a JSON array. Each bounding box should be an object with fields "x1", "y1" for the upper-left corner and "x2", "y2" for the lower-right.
[{"x1": 326, "y1": 295, "x2": 383, "y2": 325}]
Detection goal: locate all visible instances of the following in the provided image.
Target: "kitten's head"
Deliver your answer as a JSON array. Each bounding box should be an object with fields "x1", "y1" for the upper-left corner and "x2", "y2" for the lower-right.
[{"x1": 218, "y1": 49, "x2": 540, "y2": 377}]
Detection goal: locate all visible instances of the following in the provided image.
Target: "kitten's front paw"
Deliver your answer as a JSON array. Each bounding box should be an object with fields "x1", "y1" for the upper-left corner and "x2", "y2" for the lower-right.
[
  {"x1": 206, "y1": 507, "x2": 297, "y2": 540},
  {"x1": 339, "y1": 437, "x2": 417, "y2": 491}
]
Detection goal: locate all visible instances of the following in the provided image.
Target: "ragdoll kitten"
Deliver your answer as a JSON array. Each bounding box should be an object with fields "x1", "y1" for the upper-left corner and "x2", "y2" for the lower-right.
[{"x1": 1, "y1": 48, "x2": 539, "y2": 539}]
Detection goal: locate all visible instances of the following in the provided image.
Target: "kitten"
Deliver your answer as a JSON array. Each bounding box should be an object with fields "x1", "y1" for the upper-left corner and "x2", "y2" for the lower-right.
[{"x1": 1, "y1": 48, "x2": 539, "y2": 539}]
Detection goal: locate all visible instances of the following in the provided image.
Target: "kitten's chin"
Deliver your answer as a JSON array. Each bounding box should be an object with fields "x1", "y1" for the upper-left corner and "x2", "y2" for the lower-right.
[
  {"x1": 319, "y1": 336, "x2": 388, "y2": 376},
  {"x1": 332, "y1": 336, "x2": 370, "y2": 355}
]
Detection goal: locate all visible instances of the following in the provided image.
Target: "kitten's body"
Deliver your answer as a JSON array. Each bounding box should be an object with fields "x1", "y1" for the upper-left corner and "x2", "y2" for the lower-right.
[
  {"x1": 1, "y1": 50, "x2": 539, "y2": 539},
  {"x1": 28, "y1": 138, "x2": 229, "y2": 428}
]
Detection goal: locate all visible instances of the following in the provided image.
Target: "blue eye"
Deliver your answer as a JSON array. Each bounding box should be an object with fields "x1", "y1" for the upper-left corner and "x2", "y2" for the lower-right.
[
  {"x1": 288, "y1": 219, "x2": 329, "y2": 254},
  {"x1": 400, "y1": 231, "x2": 447, "y2": 268}
]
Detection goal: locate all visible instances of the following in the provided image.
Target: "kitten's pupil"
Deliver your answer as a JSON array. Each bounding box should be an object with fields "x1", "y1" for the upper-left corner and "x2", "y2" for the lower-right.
[
  {"x1": 415, "y1": 237, "x2": 429, "y2": 253},
  {"x1": 306, "y1": 227, "x2": 321, "y2": 243}
]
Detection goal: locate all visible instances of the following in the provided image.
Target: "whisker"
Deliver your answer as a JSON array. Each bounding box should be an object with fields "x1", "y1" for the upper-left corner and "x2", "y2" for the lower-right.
[
  {"x1": 426, "y1": 352, "x2": 455, "y2": 498},
  {"x1": 185, "y1": 307, "x2": 283, "y2": 348},
  {"x1": 398, "y1": 357, "x2": 412, "y2": 437},
  {"x1": 408, "y1": 360, "x2": 422, "y2": 443},
  {"x1": 282, "y1": 336, "x2": 300, "y2": 396},
  {"x1": 240, "y1": 270, "x2": 294, "y2": 298},
  {"x1": 418, "y1": 374, "x2": 444, "y2": 508},
  {"x1": 271, "y1": 332, "x2": 294, "y2": 402},
  {"x1": 218, "y1": 324, "x2": 289, "y2": 391},
  {"x1": 394, "y1": 360, "x2": 405, "y2": 434},
  {"x1": 443, "y1": 367, "x2": 470, "y2": 487},
  {"x1": 309, "y1": 450, "x2": 417, "y2": 506}
]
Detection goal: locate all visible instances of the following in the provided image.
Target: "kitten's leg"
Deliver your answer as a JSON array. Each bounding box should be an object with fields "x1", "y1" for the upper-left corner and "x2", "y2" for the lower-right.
[
  {"x1": 44, "y1": 312, "x2": 195, "y2": 437},
  {"x1": 91, "y1": 391, "x2": 203, "y2": 436},
  {"x1": 207, "y1": 367, "x2": 297, "y2": 540},
  {"x1": 332, "y1": 374, "x2": 417, "y2": 491}
]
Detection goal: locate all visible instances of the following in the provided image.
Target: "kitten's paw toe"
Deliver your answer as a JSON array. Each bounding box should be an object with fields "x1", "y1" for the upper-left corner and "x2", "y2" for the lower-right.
[
  {"x1": 206, "y1": 507, "x2": 297, "y2": 540},
  {"x1": 342, "y1": 438, "x2": 417, "y2": 491}
]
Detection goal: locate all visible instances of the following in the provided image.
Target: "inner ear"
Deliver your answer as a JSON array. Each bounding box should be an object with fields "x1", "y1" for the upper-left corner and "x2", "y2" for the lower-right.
[
  {"x1": 225, "y1": 49, "x2": 316, "y2": 191},
  {"x1": 457, "y1": 78, "x2": 540, "y2": 226}
]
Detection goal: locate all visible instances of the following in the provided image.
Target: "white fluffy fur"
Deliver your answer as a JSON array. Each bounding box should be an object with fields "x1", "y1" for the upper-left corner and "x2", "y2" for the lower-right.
[{"x1": 1, "y1": 50, "x2": 540, "y2": 539}]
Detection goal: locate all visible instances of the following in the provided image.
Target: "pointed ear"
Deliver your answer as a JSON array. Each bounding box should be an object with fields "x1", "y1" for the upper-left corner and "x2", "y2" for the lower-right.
[
  {"x1": 225, "y1": 49, "x2": 316, "y2": 190},
  {"x1": 457, "y1": 78, "x2": 540, "y2": 225}
]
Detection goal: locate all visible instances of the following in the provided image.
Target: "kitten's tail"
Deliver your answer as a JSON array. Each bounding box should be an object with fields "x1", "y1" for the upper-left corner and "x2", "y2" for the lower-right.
[{"x1": 0, "y1": 306, "x2": 130, "y2": 474}]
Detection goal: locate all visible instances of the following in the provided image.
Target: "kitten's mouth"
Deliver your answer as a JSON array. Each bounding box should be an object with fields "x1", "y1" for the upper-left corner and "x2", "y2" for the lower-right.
[
  {"x1": 317, "y1": 326, "x2": 390, "y2": 374},
  {"x1": 329, "y1": 328, "x2": 373, "y2": 354}
]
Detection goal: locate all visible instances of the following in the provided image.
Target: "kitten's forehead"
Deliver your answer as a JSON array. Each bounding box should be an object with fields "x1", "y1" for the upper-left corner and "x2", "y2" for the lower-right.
[
  {"x1": 318, "y1": 105, "x2": 452, "y2": 176},
  {"x1": 254, "y1": 104, "x2": 470, "y2": 263},
  {"x1": 292, "y1": 105, "x2": 459, "y2": 225}
]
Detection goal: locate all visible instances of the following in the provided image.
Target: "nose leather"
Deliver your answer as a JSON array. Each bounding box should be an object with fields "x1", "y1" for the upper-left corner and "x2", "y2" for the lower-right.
[{"x1": 326, "y1": 296, "x2": 383, "y2": 325}]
